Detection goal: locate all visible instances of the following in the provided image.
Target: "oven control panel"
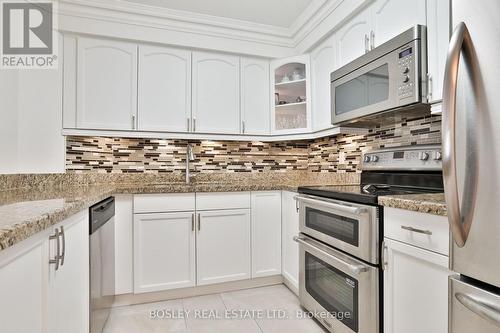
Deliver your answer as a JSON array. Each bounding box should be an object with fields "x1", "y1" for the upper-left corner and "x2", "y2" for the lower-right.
[{"x1": 361, "y1": 145, "x2": 442, "y2": 171}]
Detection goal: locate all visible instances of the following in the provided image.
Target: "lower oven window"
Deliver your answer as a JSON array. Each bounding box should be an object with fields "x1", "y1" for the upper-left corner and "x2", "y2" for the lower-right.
[
  {"x1": 305, "y1": 207, "x2": 359, "y2": 246},
  {"x1": 305, "y1": 252, "x2": 359, "y2": 332}
]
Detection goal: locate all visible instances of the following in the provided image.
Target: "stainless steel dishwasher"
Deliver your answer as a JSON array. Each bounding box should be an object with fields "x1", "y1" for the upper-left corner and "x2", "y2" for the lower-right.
[{"x1": 89, "y1": 197, "x2": 115, "y2": 333}]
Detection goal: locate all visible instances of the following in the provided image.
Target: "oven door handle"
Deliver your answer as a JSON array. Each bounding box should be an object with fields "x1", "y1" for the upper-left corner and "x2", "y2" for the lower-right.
[
  {"x1": 297, "y1": 196, "x2": 367, "y2": 215},
  {"x1": 294, "y1": 236, "x2": 369, "y2": 276}
]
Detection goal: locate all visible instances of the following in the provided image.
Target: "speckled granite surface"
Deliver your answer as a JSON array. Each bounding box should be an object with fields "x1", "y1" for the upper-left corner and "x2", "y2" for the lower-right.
[
  {"x1": 378, "y1": 193, "x2": 447, "y2": 216},
  {"x1": 0, "y1": 172, "x2": 360, "y2": 251}
]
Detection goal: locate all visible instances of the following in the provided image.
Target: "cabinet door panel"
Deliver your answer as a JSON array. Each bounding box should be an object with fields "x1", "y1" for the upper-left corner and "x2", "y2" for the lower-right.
[
  {"x1": 281, "y1": 191, "x2": 299, "y2": 293},
  {"x1": 384, "y1": 238, "x2": 449, "y2": 333},
  {"x1": 372, "y1": 0, "x2": 426, "y2": 47},
  {"x1": 251, "y1": 191, "x2": 281, "y2": 278},
  {"x1": 335, "y1": 7, "x2": 371, "y2": 68},
  {"x1": 192, "y1": 52, "x2": 240, "y2": 134},
  {"x1": 197, "y1": 209, "x2": 251, "y2": 285},
  {"x1": 241, "y1": 57, "x2": 270, "y2": 134},
  {"x1": 77, "y1": 37, "x2": 137, "y2": 130},
  {"x1": 311, "y1": 35, "x2": 335, "y2": 131},
  {"x1": 138, "y1": 46, "x2": 191, "y2": 132},
  {"x1": 134, "y1": 212, "x2": 196, "y2": 293}
]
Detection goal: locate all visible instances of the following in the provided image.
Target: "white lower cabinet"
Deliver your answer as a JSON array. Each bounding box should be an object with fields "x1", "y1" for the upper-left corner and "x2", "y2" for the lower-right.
[
  {"x1": 251, "y1": 191, "x2": 281, "y2": 278},
  {"x1": 0, "y1": 211, "x2": 88, "y2": 333},
  {"x1": 134, "y1": 212, "x2": 196, "y2": 293},
  {"x1": 281, "y1": 191, "x2": 299, "y2": 293},
  {"x1": 196, "y1": 209, "x2": 251, "y2": 285},
  {"x1": 383, "y1": 238, "x2": 449, "y2": 333}
]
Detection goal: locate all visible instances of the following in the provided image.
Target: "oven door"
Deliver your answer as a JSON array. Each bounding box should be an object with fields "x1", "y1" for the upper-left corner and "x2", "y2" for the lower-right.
[
  {"x1": 297, "y1": 194, "x2": 379, "y2": 264},
  {"x1": 331, "y1": 39, "x2": 421, "y2": 125},
  {"x1": 295, "y1": 234, "x2": 379, "y2": 333}
]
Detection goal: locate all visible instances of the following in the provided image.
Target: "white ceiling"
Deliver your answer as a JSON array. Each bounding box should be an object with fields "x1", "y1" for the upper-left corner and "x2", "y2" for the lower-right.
[{"x1": 120, "y1": 0, "x2": 315, "y2": 27}]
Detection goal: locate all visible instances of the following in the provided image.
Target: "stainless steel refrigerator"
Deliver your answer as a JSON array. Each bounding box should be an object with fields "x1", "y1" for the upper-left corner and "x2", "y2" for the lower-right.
[{"x1": 444, "y1": 0, "x2": 500, "y2": 332}]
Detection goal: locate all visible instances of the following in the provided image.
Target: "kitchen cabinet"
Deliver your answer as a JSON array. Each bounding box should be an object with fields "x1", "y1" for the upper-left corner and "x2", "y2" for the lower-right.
[
  {"x1": 134, "y1": 212, "x2": 196, "y2": 293},
  {"x1": 281, "y1": 191, "x2": 300, "y2": 294},
  {"x1": 240, "y1": 57, "x2": 270, "y2": 135},
  {"x1": 271, "y1": 54, "x2": 311, "y2": 134},
  {"x1": 138, "y1": 46, "x2": 192, "y2": 132},
  {"x1": 48, "y1": 212, "x2": 89, "y2": 333},
  {"x1": 0, "y1": 211, "x2": 88, "y2": 333},
  {"x1": 311, "y1": 35, "x2": 335, "y2": 131},
  {"x1": 383, "y1": 238, "x2": 449, "y2": 333},
  {"x1": 251, "y1": 191, "x2": 281, "y2": 278},
  {"x1": 192, "y1": 52, "x2": 240, "y2": 134},
  {"x1": 114, "y1": 195, "x2": 134, "y2": 295},
  {"x1": 76, "y1": 37, "x2": 137, "y2": 130},
  {"x1": 196, "y1": 209, "x2": 251, "y2": 285}
]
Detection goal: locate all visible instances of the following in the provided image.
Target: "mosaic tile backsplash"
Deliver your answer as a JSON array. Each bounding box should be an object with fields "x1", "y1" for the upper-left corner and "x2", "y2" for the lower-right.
[{"x1": 66, "y1": 114, "x2": 441, "y2": 174}]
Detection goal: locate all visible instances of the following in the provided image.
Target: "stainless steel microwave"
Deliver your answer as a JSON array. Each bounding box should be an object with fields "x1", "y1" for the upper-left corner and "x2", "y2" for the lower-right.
[{"x1": 331, "y1": 25, "x2": 427, "y2": 125}]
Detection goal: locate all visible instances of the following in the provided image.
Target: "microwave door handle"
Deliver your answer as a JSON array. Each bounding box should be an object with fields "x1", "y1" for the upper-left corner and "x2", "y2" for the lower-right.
[
  {"x1": 455, "y1": 293, "x2": 500, "y2": 328},
  {"x1": 294, "y1": 236, "x2": 369, "y2": 275},
  {"x1": 297, "y1": 196, "x2": 366, "y2": 215},
  {"x1": 442, "y1": 22, "x2": 479, "y2": 247}
]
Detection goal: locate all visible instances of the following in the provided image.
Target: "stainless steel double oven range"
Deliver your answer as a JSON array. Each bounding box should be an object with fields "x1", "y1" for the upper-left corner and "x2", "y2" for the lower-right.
[{"x1": 294, "y1": 145, "x2": 443, "y2": 333}]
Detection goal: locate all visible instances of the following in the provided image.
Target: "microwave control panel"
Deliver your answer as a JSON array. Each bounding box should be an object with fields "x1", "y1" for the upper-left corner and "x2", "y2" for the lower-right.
[{"x1": 398, "y1": 44, "x2": 415, "y2": 100}]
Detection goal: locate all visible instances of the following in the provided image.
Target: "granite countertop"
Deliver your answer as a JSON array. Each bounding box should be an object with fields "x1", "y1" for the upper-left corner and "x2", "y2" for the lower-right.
[
  {"x1": 0, "y1": 181, "x2": 326, "y2": 251},
  {"x1": 378, "y1": 193, "x2": 447, "y2": 216}
]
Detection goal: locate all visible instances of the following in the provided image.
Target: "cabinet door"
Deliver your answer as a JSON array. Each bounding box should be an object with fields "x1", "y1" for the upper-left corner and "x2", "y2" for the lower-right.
[
  {"x1": 335, "y1": 7, "x2": 371, "y2": 69},
  {"x1": 311, "y1": 35, "x2": 335, "y2": 131},
  {"x1": 0, "y1": 237, "x2": 47, "y2": 333},
  {"x1": 48, "y1": 212, "x2": 89, "y2": 333},
  {"x1": 251, "y1": 191, "x2": 281, "y2": 278},
  {"x1": 138, "y1": 46, "x2": 192, "y2": 132},
  {"x1": 383, "y1": 238, "x2": 449, "y2": 333},
  {"x1": 134, "y1": 212, "x2": 196, "y2": 293},
  {"x1": 240, "y1": 57, "x2": 270, "y2": 135},
  {"x1": 371, "y1": 0, "x2": 426, "y2": 47},
  {"x1": 281, "y1": 191, "x2": 299, "y2": 294},
  {"x1": 192, "y1": 52, "x2": 240, "y2": 134},
  {"x1": 197, "y1": 209, "x2": 251, "y2": 285},
  {"x1": 77, "y1": 37, "x2": 137, "y2": 130}
]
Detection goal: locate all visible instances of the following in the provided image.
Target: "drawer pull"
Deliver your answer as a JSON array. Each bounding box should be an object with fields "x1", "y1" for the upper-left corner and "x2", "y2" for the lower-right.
[{"x1": 401, "y1": 225, "x2": 433, "y2": 235}]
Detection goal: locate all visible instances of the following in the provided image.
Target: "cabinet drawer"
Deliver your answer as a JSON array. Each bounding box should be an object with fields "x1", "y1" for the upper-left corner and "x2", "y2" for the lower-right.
[
  {"x1": 384, "y1": 207, "x2": 449, "y2": 256},
  {"x1": 134, "y1": 193, "x2": 195, "y2": 213},
  {"x1": 196, "y1": 192, "x2": 251, "y2": 210}
]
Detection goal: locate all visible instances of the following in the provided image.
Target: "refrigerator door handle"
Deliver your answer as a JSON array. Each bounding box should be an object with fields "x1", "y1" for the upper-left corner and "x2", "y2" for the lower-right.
[
  {"x1": 442, "y1": 22, "x2": 479, "y2": 247},
  {"x1": 456, "y1": 292, "x2": 500, "y2": 328}
]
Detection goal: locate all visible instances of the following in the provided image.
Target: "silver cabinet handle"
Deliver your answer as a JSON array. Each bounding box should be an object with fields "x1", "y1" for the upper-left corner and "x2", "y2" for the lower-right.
[
  {"x1": 59, "y1": 226, "x2": 66, "y2": 266},
  {"x1": 442, "y1": 22, "x2": 479, "y2": 247},
  {"x1": 294, "y1": 235, "x2": 369, "y2": 275},
  {"x1": 297, "y1": 195, "x2": 367, "y2": 215},
  {"x1": 401, "y1": 225, "x2": 433, "y2": 235},
  {"x1": 131, "y1": 114, "x2": 136, "y2": 130},
  {"x1": 197, "y1": 213, "x2": 201, "y2": 231},
  {"x1": 49, "y1": 228, "x2": 60, "y2": 271},
  {"x1": 191, "y1": 213, "x2": 195, "y2": 232},
  {"x1": 370, "y1": 30, "x2": 375, "y2": 50},
  {"x1": 364, "y1": 34, "x2": 369, "y2": 53},
  {"x1": 242, "y1": 121, "x2": 245, "y2": 134},
  {"x1": 192, "y1": 117, "x2": 196, "y2": 132},
  {"x1": 381, "y1": 241, "x2": 388, "y2": 271},
  {"x1": 187, "y1": 117, "x2": 191, "y2": 132},
  {"x1": 456, "y1": 293, "x2": 500, "y2": 328}
]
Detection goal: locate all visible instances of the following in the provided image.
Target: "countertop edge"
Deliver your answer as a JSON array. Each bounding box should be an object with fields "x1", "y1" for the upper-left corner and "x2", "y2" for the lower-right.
[{"x1": 378, "y1": 194, "x2": 447, "y2": 216}]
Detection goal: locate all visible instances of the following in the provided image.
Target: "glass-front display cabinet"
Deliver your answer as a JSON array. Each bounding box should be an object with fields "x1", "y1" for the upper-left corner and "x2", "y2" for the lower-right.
[{"x1": 270, "y1": 54, "x2": 311, "y2": 134}]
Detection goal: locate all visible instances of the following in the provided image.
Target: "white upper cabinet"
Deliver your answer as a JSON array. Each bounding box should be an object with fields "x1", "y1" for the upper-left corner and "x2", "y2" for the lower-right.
[
  {"x1": 311, "y1": 35, "x2": 335, "y2": 131},
  {"x1": 371, "y1": 0, "x2": 426, "y2": 47},
  {"x1": 334, "y1": 6, "x2": 372, "y2": 69},
  {"x1": 138, "y1": 46, "x2": 192, "y2": 132},
  {"x1": 271, "y1": 54, "x2": 311, "y2": 134},
  {"x1": 240, "y1": 57, "x2": 270, "y2": 135},
  {"x1": 192, "y1": 52, "x2": 240, "y2": 134},
  {"x1": 76, "y1": 37, "x2": 137, "y2": 130}
]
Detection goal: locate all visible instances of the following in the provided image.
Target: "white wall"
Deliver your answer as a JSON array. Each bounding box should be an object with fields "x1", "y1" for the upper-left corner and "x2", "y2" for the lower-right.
[{"x1": 0, "y1": 71, "x2": 19, "y2": 174}]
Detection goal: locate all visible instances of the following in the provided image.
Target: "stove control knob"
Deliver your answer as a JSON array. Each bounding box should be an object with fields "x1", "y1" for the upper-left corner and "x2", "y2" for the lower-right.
[
  {"x1": 364, "y1": 155, "x2": 371, "y2": 163},
  {"x1": 419, "y1": 152, "x2": 429, "y2": 161},
  {"x1": 371, "y1": 155, "x2": 379, "y2": 162},
  {"x1": 433, "y1": 151, "x2": 442, "y2": 161}
]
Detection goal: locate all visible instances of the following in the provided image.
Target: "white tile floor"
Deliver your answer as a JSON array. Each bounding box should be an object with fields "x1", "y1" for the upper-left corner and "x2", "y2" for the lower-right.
[{"x1": 103, "y1": 284, "x2": 328, "y2": 333}]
